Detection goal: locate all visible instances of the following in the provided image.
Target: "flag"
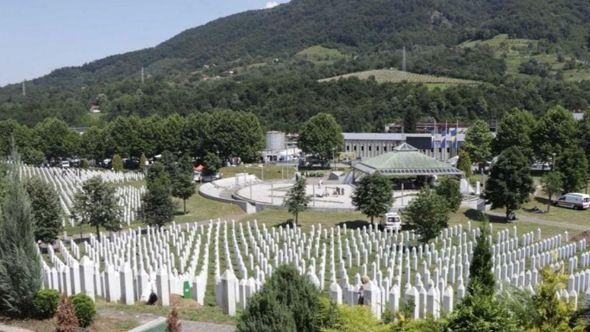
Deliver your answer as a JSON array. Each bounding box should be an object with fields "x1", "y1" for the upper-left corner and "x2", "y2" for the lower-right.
[
  {"x1": 451, "y1": 128, "x2": 457, "y2": 151},
  {"x1": 440, "y1": 129, "x2": 446, "y2": 149},
  {"x1": 431, "y1": 126, "x2": 437, "y2": 149}
]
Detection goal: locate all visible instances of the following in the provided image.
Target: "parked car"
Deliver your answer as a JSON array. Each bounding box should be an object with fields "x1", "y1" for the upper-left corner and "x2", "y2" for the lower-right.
[
  {"x1": 554, "y1": 193, "x2": 590, "y2": 210},
  {"x1": 380, "y1": 210, "x2": 402, "y2": 232},
  {"x1": 60, "y1": 160, "x2": 71, "y2": 168}
]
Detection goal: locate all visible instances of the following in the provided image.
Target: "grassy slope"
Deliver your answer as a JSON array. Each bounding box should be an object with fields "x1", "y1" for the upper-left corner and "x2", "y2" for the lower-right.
[
  {"x1": 295, "y1": 45, "x2": 349, "y2": 65},
  {"x1": 319, "y1": 68, "x2": 480, "y2": 87},
  {"x1": 460, "y1": 34, "x2": 590, "y2": 81}
]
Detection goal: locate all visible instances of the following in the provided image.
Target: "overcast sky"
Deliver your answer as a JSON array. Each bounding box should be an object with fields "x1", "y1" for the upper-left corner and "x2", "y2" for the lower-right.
[{"x1": 0, "y1": 0, "x2": 288, "y2": 87}]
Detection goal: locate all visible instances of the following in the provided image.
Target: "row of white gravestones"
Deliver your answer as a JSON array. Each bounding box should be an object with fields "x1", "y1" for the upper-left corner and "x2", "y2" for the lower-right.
[
  {"x1": 40, "y1": 221, "x2": 214, "y2": 306},
  {"x1": 213, "y1": 220, "x2": 590, "y2": 318},
  {"x1": 40, "y1": 218, "x2": 590, "y2": 318},
  {"x1": 20, "y1": 165, "x2": 144, "y2": 226}
]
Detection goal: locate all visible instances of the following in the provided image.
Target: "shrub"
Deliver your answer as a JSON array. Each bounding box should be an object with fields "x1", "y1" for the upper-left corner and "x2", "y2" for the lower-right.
[
  {"x1": 33, "y1": 289, "x2": 60, "y2": 319},
  {"x1": 55, "y1": 296, "x2": 79, "y2": 332},
  {"x1": 70, "y1": 293, "x2": 96, "y2": 328},
  {"x1": 325, "y1": 304, "x2": 390, "y2": 332},
  {"x1": 237, "y1": 264, "x2": 320, "y2": 332},
  {"x1": 167, "y1": 307, "x2": 181, "y2": 332}
]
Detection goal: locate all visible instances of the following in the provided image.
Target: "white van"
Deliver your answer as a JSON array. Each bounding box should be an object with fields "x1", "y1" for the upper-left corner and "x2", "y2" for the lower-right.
[
  {"x1": 555, "y1": 193, "x2": 590, "y2": 210},
  {"x1": 380, "y1": 211, "x2": 402, "y2": 232},
  {"x1": 61, "y1": 160, "x2": 70, "y2": 169}
]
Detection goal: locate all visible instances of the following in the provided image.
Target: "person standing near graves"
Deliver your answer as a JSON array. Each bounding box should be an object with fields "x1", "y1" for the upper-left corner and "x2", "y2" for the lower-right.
[{"x1": 357, "y1": 275, "x2": 370, "y2": 305}]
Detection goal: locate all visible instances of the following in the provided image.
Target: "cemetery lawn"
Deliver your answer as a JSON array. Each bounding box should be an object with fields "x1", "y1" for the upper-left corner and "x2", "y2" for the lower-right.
[
  {"x1": 219, "y1": 164, "x2": 297, "y2": 181},
  {"x1": 0, "y1": 311, "x2": 141, "y2": 331},
  {"x1": 515, "y1": 195, "x2": 590, "y2": 228},
  {"x1": 239, "y1": 207, "x2": 370, "y2": 232},
  {"x1": 449, "y1": 208, "x2": 579, "y2": 238},
  {"x1": 96, "y1": 298, "x2": 235, "y2": 325},
  {"x1": 173, "y1": 186, "x2": 245, "y2": 223}
]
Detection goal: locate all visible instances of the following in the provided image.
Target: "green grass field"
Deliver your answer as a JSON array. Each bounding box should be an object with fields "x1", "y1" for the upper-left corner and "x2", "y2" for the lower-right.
[
  {"x1": 319, "y1": 68, "x2": 480, "y2": 87},
  {"x1": 460, "y1": 34, "x2": 590, "y2": 81},
  {"x1": 295, "y1": 45, "x2": 349, "y2": 65}
]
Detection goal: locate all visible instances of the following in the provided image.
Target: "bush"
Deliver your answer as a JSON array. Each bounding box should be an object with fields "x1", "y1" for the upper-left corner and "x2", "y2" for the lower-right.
[
  {"x1": 56, "y1": 296, "x2": 79, "y2": 332},
  {"x1": 70, "y1": 293, "x2": 96, "y2": 328},
  {"x1": 237, "y1": 264, "x2": 320, "y2": 332},
  {"x1": 324, "y1": 304, "x2": 390, "y2": 332},
  {"x1": 33, "y1": 289, "x2": 60, "y2": 319}
]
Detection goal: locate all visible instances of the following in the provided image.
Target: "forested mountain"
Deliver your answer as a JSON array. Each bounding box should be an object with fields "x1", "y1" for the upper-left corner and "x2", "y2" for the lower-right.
[{"x1": 2, "y1": 0, "x2": 590, "y2": 129}]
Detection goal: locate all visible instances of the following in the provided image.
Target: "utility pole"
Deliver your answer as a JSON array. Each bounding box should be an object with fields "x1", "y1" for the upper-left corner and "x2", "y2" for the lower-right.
[
  {"x1": 141, "y1": 67, "x2": 145, "y2": 84},
  {"x1": 402, "y1": 46, "x2": 407, "y2": 73},
  {"x1": 22, "y1": 81, "x2": 26, "y2": 97}
]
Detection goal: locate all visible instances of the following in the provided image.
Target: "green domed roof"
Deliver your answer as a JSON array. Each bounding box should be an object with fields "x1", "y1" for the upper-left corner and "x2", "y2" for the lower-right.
[{"x1": 353, "y1": 143, "x2": 463, "y2": 177}]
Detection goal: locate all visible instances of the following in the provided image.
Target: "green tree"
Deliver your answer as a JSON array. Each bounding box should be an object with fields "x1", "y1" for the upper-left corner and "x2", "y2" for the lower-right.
[
  {"x1": 25, "y1": 177, "x2": 62, "y2": 243},
  {"x1": 112, "y1": 154, "x2": 124, "y2": 171},
  {"x1": 532, "y1": 106, "x2": 578, "y2": 164},
  {"x1": 541, "y1": 172, "x2": 564, "y2": 212},
  {"x1": 206, "y1": 111, "x2": 264, "y2": 163},
  {"x1": 446, "y1": 283, "x2": 518, "y2": 332},
  {"x1": 284, "y1": 178, "x2": 310, "y2": 226},
  {"x1": 80, "y1": 126, "x2": 107, "y2": 163},
  {"x1": 468, "y1": 223, "x2": 494, "y2": 297},
  {"x1": 492, "y1": 108, "x2": 536, "y2": 160},
  {"x1": 33, "y1": 117, "x2": 80, "y2": 161},
  {"x1": 0, "y1": 155, "x2": 42, "y2": 318},
  {"x1": 464, "y1": 120, "x2": 493, "y2": 172},
  {"x1": 351, "y1": 172, "x2": 393, "y2": 225},
  {"x1": 555, "y1": 146, "x2": 588, "y2": 193},
  {"x1": 457, "y1": 149, "x2": 472, "y2": 177},
  {"x1": 403, "y1": 187, "x2": 449, "y2": 243},
  {"x1": 203, "y1": 152, "x2": 222, "y2": 176},
  {"x1": 141, "y1": 163, "x2": 175, "y2": 228},
  {"x1": 238, "y1": 264, "x2": 320, "y2": 332},
  {"x1": 139, "y1": 153, "x2": 148, "y2": 171},
  {"x1": 435, "y1": 177, "x2": 462, "y2": 212},
  {"x1": 71, "y1": 177, "x2": 122, "y2": 240},
  {"x1": 173, "y1": 154, "x2": 195, "y2": 214},
  {"x1": 203, "y1": 152, "x2": 223, "y2": 175},
  {"x1": 579, "y1": 110, "x2": 590, "y2": 171},
  {"x1": 485, "y1": 147, "x2": 534, "y2": 220},
  {"x1": 298, "y1": 113, "x2": 343, "y2": 166},
  {"x1": 531, "y1": 268, "x2": 576, "y2": 331}
]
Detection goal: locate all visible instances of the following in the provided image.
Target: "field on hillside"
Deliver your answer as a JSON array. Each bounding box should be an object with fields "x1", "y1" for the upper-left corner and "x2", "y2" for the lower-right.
[
  {"x1": 295, "y1": 45, "x2": 349, "y2": 65},
  {"x1": 460, "y1": 34, "x2": 590, "y2": 81},
  {"x1": 319, "y1": 68, "x2": 480, "y2": 88}
]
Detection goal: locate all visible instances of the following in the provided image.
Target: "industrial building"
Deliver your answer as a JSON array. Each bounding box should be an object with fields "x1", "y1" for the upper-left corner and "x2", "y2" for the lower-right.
[{"x1": 342, "y1": 132, "x2": 465, "y2": 161}]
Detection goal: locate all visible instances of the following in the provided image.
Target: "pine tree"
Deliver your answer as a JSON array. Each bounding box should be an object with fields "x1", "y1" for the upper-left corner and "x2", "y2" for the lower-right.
[
  {"x1": 166, "y1": 307, "x2": 181, "y2": 332},
  {"x1": 55, "y1": 296, "x2": 79, "y2": 332},
  {"x1": 0, "y1": 154, "x2": 42, "y2": 318},
  {"x1": 172, "y1": 154, "x2": 195, "y2": 214},
  {"x1": 139, "y1": 153, "x2": 148, "y2": 171},
  {"x1": 468, "y1": 223, "x2": 495, "y2": 297},
  {"x1": 25, "y1": 177, "x2": 62, "y2": 243},
  {"x1": 238, "y1": 265, "x2": 320, "y2": 332},
  {"x1": 284, "y1": 178, "x2": 310, "y2": 226},
  {"x1": 71, "y1": 176, "x2": 122, "y2": 240},
  {"x1": 351, "y1": 172, "x2": 393, "y2": 225},
  {"x1": 141, "y1": 163, "x2": 175, "y2": 228},
  {"x1": 112, "y1": 153, "x2": 124, "y2": 171}
]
